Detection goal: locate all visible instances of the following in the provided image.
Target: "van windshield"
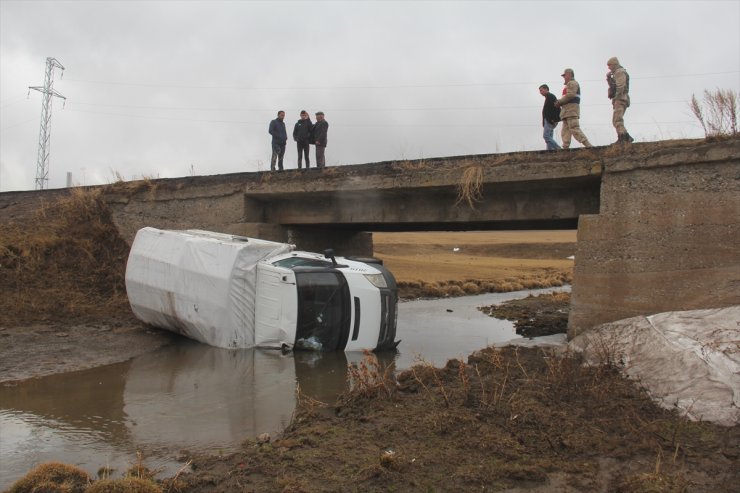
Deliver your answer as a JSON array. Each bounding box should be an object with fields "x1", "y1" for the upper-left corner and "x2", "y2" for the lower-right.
[{"x1": 294, "y1": 271, "x2": 351, "y2": 351}]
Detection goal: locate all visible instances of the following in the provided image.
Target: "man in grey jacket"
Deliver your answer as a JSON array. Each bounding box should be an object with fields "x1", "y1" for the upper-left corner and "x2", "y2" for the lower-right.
[
  {"x1": 554, "y1": 68, "x2": 592, "y2": 149},
  {"x1": 607, "y1": 56, "x2": 633, "y2": 143}
]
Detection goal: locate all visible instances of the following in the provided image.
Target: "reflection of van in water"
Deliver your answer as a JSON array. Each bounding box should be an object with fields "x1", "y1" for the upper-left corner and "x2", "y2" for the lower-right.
[{"x1": 125, "y1": 227, "x2": 399, "y2": 351}]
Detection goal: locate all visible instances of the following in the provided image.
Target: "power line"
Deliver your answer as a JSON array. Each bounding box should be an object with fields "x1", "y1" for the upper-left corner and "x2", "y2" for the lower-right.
[
  {"x1": 0, "y1": 94, "x2": 31, "y2": 109},
  {"x1": 1, "y1": 96, "x2": 698, "y2": 133},
  {"x1": 62, "y1": 99, "x2": 690, "y2": 113},
  {"x1": 59, "y1": 107, "x2": 696, "y2": 128},
  {"x1": 62, "y1": 70, "x2": 739, "y2": 91}
]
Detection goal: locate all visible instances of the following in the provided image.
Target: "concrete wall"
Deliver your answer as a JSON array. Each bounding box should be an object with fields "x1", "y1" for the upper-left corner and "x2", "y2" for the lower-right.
[
  {"x1": 568, "y1": 139, "x2": 740, "y2": 337},
  {"x1": 104, "y1": 179, "x2": 249, "y2": 243}
]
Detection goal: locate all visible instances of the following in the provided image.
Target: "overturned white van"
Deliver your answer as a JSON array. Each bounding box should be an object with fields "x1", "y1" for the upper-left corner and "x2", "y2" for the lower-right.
[{"x1": 125, "y1": 227, "x2": 399, "y2": 351}]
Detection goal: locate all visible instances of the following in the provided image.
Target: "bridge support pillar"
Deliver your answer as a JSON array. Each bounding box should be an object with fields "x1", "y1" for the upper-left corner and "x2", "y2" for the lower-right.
[{"x1": 568, "y1": 139, "x2": 740, "y2": 339}]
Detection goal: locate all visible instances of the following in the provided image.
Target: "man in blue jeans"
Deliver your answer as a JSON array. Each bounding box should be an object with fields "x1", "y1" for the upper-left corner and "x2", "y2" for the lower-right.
[
  {"x1": 539, "y1": 84, "x2": 561, "y2": 151},
  {"x1": 268, "y1": 110, "x2": 287, "y2": 171}
]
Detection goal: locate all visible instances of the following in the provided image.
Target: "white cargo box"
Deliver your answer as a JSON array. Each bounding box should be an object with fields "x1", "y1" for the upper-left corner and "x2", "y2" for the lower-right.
[{"x1": 125, "y1": 227, "x2": 293, "y2": 348}]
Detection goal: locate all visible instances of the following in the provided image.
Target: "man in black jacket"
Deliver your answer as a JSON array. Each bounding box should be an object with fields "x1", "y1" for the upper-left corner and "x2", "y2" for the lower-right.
[
  {"x1": 312, "y1": 111, "x2": 329, "y2": 168},
  {"x1": 539, "y1": 84, "x2": 561, "y2": 151},
  {"x1": 268, "y1": 110, "x2": 287, "y2": 171},
  {"x1": 293, "y1": 110, "x2": 313, "y2": 169}
]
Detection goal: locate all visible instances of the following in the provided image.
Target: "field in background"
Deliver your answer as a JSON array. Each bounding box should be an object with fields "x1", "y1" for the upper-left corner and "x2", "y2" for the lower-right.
[{"x1": 373, "y1": 231, "x2": 576, "y2": 297}]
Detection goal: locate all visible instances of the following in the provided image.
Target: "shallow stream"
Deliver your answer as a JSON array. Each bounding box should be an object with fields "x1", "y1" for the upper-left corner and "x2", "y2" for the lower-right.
[{"x1": 0, "y1": 287, "x2": 564, "y2": 488}]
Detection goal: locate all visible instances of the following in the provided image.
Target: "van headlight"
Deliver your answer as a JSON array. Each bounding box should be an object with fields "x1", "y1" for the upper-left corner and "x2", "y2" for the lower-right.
[{"x1": 364, "y1": 273, "x2": 387, "y2": 288}]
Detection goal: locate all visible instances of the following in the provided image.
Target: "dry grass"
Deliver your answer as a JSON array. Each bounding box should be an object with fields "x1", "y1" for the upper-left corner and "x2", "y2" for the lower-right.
[
  {"x1": 690, "y1": 88, "x2": 739, "y2": 138},
  {"x1": 7, "y1": 462, "x2": 91, "y2": 493},
  {"x1": 455, "y1": 164, "x2": 484, "y2": 209},
  {"x1": 340, "y1": 351, "x2": 397, "y2": 404},
  {"x1": 86, "y1": 477, "x2": 163, "y2": 493},
  {"x1": 401, "y1": 271, "x2": 572, "y2": 299},
  {"x1": 0, "y1": 187, "x2": 131, "y2": 325},
  {"x1": 392, "y1": 159, "x2": 429, "y2": 171}
]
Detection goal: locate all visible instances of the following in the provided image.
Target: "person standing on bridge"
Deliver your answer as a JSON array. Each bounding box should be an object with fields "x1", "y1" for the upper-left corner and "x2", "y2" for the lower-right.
[
  {"x1": 268, "y1": 110, "x2": 288, "y2": 171},
  {"x1": 539, "y1": 84, "x2": 561, "y2": 151},
  {"x1": 554, "y1": 68, "x2": 592, "y2": 149},
  {"x1": 312, "y1": 111, "x2": 329, "y2": 168},
  {"x1": 293, "y1": 110, "x2": 314, "y2": 169},
  {"x1": 606, "y1": 56, "x2": 634, "y2": 144}
]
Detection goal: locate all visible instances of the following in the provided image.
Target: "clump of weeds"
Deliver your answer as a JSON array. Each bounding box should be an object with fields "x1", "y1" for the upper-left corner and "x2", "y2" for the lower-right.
[
  {"x1": 339, "y1": 350, "x2": 397, "y2": 404},
  {"x1": 6, "y1": 461, "x2": 91, "y2": 493}
]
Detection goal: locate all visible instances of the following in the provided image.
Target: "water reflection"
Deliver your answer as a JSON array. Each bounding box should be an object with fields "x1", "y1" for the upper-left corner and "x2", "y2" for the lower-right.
[{"x1": 0, "y1": 343, "x2": 352, "y2": 489}]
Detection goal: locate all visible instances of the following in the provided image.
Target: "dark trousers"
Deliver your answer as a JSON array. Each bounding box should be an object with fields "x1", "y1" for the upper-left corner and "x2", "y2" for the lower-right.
[
  {"x1": 271, "y1": 143, "x2": 285, "y2": 171},
  {"x1": 297, "y1": 141, "x2": 310, "y2": 168},
  {"x1": 315, "y1": 145, "x2": 326, "y2": 168}
]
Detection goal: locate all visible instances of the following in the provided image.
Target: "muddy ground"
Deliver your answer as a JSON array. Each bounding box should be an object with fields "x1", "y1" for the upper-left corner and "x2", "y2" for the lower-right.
[{"x1": 2, "y1": 190, "x2": 738, "y2": 492}]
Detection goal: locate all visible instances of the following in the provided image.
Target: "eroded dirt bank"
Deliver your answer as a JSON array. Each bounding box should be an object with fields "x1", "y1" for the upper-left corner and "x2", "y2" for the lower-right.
[{"x1": 170, "y1": 345, "x2": 738, "y2": 493}]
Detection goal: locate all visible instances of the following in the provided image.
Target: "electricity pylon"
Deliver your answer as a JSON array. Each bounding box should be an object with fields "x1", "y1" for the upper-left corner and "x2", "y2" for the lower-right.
[{"x1": 29, "y1": 57, "x2": 66, "y2": 190}]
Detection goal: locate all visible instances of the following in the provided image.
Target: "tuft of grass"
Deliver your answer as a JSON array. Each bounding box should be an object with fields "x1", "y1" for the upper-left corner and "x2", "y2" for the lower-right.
[
  {"x1": 86, "y1": 477, "x2": 163, "y2": 493},
  {"x1": 7, "y1": 462, "x2": 91, "y2": 493},
  {"x1": 616, "y1": 452, "x2": 690, "y2": 493},
  {"x1": 455, "y1": 164, "x2": 484, "y2": 209},
  {"x1": 689, "y1": 88, "x2": 738, "y2": 139},
  {"x1": 393, "y1": 159, "x2": 428, "y2": 171},
  {"x1": 340, "y1": 351, "x2": 397, "y2": 403},
  {"x1": 294, "y1": 383, "x2": 330, "y2": 418},
  {"x1": 125, "y1": 452, "x2": 157, "y2": 481}
]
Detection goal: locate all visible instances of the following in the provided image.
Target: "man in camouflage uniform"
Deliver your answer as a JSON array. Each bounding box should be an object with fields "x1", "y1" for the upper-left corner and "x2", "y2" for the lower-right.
[
  {"x1": 607, "y1": 56, "x2": 633, "y2": 143},
  {"x1": 554, "y1": 68, "x2": 592, "y2": 149}
]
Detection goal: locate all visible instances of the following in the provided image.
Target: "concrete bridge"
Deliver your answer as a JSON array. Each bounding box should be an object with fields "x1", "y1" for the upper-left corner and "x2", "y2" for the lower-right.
[{"x1": 3, "y1": 138, "x2": 738, "y2": 337}]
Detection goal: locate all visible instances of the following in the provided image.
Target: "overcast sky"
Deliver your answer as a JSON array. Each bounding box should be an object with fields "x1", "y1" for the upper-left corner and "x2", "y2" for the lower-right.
[{"x1": 1, "y1": 0, "x2": 738, "y2": 191}]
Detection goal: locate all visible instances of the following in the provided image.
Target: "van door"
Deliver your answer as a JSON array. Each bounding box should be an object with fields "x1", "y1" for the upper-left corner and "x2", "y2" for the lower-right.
[{"x1": 254, "y1": 264, "x2": 298, "y2": 348}]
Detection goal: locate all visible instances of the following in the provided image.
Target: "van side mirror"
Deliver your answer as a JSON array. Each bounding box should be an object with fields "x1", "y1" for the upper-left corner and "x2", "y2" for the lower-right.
[{"x1": 324, "y1": 249, "x2": 338, "y2": 266}]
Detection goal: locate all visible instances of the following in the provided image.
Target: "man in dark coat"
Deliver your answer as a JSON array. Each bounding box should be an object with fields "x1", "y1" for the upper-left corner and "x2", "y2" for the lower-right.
[
  {"x1": 539, "y1": 84, "x2": 561, "y2": 151},
  {"x1": 268, "y1": 110, "x2": 287, "y2": 171},
  {"x1": 312, "y1": 111, "x2": 329, "y2": 168},
  {"x1": 293, "y1": 110, "x2": 313, "y2": 169}
]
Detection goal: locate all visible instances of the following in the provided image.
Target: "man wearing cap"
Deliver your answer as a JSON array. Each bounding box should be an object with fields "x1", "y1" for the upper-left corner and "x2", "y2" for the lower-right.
[
  {"x1": 312, "y1": 111, "x2": 329, "y2": 168},
  {"x1": 554, "y1": 68, "x2": 592, "y2": 149},
  {"x1": 607, "y1": 56, "x2": 633, "y2": 144},
  {"x1": 268, "y1": 110, "x2": 287, "y2": 171}
]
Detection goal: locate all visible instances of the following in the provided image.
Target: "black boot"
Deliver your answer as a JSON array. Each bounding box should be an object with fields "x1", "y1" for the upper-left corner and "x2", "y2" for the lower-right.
[{"x1": 624, "y1": 132, "x2": 634, "y2": 143}]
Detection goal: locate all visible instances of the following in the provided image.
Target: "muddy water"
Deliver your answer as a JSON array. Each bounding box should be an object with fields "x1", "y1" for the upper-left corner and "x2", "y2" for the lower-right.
[{"x1": 0, "y1": 288, "x2": 564, "y2": 488}]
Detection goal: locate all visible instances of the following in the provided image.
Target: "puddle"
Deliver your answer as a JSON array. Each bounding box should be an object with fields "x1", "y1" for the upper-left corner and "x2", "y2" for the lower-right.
[{"x1": 0, "y1": 287, "x2": 565, "y2": 488}]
